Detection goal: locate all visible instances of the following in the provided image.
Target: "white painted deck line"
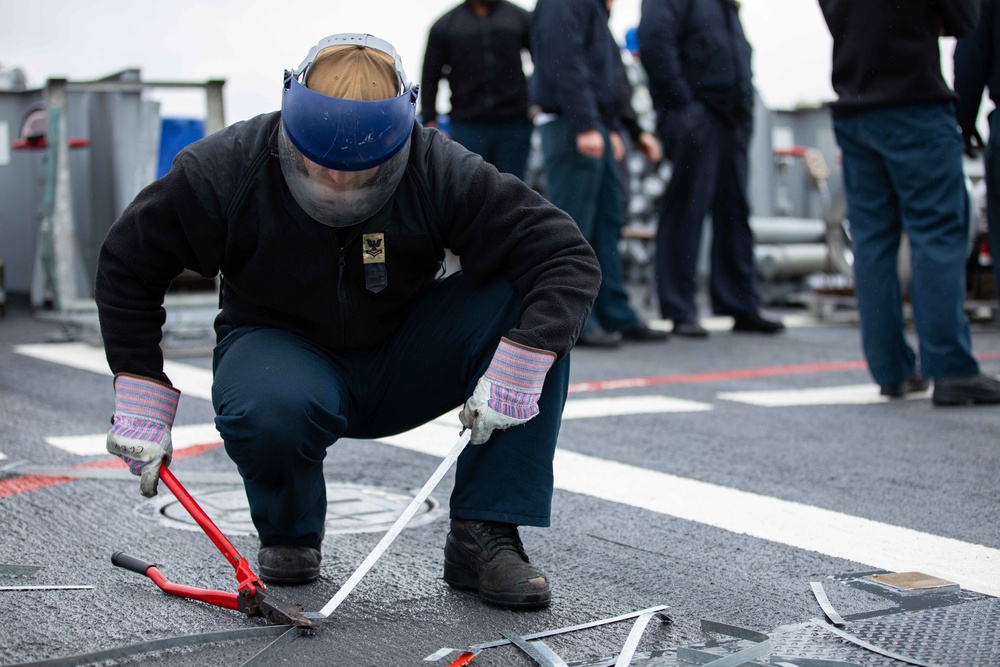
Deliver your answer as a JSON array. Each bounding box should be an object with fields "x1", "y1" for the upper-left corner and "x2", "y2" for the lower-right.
[
  {"x1": 43, "y1": 396, "x2": 708, "y2": 457},
  {"x1": 46, "y1": 424, "x2": 222, "y2": 456},
  {"x1": 19, "y1": 342, "x2": 998, "y2": 597},
  {"x1": 718, "y1": 384, "x2": 929, "y2": 406},
  {"x1": 382, "y1": 420, "x2": 999, "y2": 597},
  {"x1": 14, "y1": 343, "x2": 214, "y2": 400}
]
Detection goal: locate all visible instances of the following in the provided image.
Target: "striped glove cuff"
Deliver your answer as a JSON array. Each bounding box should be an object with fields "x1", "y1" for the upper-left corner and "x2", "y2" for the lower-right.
[
  {"x1": 483, "y1": 338, "x2": 555, "y2": 419},
  {"x1": 113, "y1": 374, "x2": 180, "y2": 428}
]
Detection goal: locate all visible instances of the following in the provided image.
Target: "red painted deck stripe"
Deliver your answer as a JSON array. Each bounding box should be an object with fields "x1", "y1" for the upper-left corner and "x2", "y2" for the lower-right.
[
  {"x1": 568, "y1": 350, "x2": 1000, "y2": 394},
  {"x1": 0, "y1": 441, "x2": 222, "y2": 499}
]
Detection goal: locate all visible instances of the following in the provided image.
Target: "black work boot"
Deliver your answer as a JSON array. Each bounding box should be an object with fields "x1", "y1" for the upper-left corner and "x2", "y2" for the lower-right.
[
  {"x1": 258, "y1": 545, "x2": 322, "y2": 585},
  {"x1": 443, "y1": 519, "x2": 551, "y2": 609}
]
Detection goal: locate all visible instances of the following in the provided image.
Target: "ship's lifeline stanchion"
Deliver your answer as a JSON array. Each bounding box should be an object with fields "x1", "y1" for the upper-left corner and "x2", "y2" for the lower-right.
[{"x1": 112, "y1": 465, "x2": 314, "y2": 628}]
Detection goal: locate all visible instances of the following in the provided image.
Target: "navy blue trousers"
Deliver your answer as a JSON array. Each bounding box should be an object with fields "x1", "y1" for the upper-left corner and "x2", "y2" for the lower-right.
[
  {"x1": 539, "y1": 117, "x2": 641, "y2": 336},
  {"x1": 654, "y1": 104, "x2": 761, "y2": 321},
  {"x1": 986, "y1": 109, "x2": 1000, "y2": 302},
  {"x1": 450, "y1": 119, "x2": 534, "y2": 181},
  {"x1": 834, "y1": 103, "x2": 980, "y2": 384},
  {"x1": 211, "y1": 274, "x2": 569, "y2": 547}
]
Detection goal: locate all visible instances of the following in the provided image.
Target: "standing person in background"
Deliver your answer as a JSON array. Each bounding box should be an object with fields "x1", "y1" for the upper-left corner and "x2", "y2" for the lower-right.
[
  {"x1": 638, "y1": 0, "x2": 784, "y2": 338},
  {"x1": 421, "y1": 0, "x2": 534, "y2": 180},
  {"x1": 531, "y1": 0, "x2": 669, "y2": 349},
  {"x1": 818, "y1": 1, "x2": 1000, "y2": 405},
  {"x1": 955, "y1": 0, "x2": 1000, "y2": 305},
  {"x1": 612, "y1": 22, "x2": 663, "y2": 211}
]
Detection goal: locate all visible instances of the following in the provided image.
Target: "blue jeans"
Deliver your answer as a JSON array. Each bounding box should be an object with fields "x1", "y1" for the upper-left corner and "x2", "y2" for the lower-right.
[
  {"x1": 211, "y1": 274, "x2": 569, "y2": 547},
  {"x1": 833, "y1": 103, "x2": 979, "y2": 384},
  {"x1": 450, "y1": 119, "x2": 534, "y2": 180},
  {"x1": 538, "y1": 117, "x2": 640, "y2": 335}
]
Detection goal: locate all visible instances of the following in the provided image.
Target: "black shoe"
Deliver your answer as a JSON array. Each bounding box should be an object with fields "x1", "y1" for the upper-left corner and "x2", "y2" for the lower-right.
[
  {"x1": 622, "y1": 322, "x2": 669, "y2": 342},
  {"x1": 576, "y1": 327, "x2": 623, "y2": 348},
  {"x1": 672, "y1": 319, "x2": 709, "y2": 338},
  {"x1": 443, "y1": 520, "x2": 551, "y2": 610},
  {"x1": 880, "y1": 373, "x2": 930, "y2": 398},
  {"x1": 732, "y1": 313, "x2": 785, "y2": 334},
  {"x1": 932, "y1": 373, "x2": 1000, "y2": 406},
  {"x1": 258, "y1": 545, "x2": 322, "y2": 585}
]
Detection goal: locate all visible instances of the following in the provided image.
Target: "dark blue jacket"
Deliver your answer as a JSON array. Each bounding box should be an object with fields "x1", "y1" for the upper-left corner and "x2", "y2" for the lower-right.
[
  {"x1": 529, "y1": 0, "x2": 623, "y2": 135},
  {"x1": 819, "y1": 0, "x2": 979, "y2": 117},
  {"x1": 637, "y1": 0, "x2": 753, "y2": 123},
  {"x1": 955, "y1": 0, "x2": 1000, "y2": 136}
]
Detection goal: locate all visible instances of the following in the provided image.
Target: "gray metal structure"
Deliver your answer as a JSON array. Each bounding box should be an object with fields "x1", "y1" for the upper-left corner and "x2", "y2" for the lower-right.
[{"x1": 0, "y1": 70, "x2": 224, "y2": 310}]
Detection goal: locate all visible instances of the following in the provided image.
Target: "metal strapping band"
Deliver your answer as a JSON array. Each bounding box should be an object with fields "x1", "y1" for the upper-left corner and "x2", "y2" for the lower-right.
[
  {"x1": 809, "y1": 618, "x2": 945, "y2": 667},
  {"x1": 810, "y1": 581, "x2": 845, "y2": 627},
  {"x1": 423, "y1": 604, "x2": 669, "y2": 661},
  {"x1": 312, "y1": 429, "x2": 471, "y2": 618},
  {"x1": 500, "y1": 631, "x2": 569, "y2": 667},
  {"x1": 6, "y1": 625, "x2": 293, "y2": 667},
  {"x1": 676, "y1": 620, "x2": 771, "y2": 667},
  {"x1": 238, "y1": 626, "x2": 304, "y2": 667},
  {"x1": 613, "y1": 610, "x2": 657, "y2": 667}
]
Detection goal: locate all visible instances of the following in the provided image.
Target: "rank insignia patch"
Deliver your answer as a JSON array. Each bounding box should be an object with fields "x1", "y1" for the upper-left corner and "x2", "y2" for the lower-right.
[{"x1": 362, "y1": 233, "x2": 385, "y2": 264}]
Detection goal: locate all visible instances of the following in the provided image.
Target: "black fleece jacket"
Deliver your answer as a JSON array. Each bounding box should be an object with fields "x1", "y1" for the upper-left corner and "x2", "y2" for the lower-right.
[
  {"x1": 420, "y1": 0, "x2": 533, "y2": 124},
  {"x1": 95, "y1": 113, "x2": 601, "y2": 385},
  {"x1": 819, "y1": 0, "x2": 980, "y2": 117}
]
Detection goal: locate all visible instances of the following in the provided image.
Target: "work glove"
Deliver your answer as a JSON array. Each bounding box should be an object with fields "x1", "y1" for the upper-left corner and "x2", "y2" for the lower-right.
[
  {"x1": 106, "y1": 373, "x2": 180, "y2": 497},
  {"x1": 459, "y1": 338, "x2": 555, "y2": 445}
]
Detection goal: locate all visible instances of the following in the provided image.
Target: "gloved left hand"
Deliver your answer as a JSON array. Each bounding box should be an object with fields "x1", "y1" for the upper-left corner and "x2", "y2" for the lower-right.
[
  {"x1": 106, "y1": 373, "x2": 180, "y2": 497},
  {"x1": 459, "y1": 338, "x2": 556, "y2": 445}
]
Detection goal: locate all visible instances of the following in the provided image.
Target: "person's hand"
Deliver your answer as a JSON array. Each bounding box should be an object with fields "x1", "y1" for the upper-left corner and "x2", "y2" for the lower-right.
[
  {"x1": 610, "y1": 131, "x2": 626, "y2": 162},
  {"x1": 576, "y1": 129, "x2": 605, "y2": 159},
  {"x1": 963, "y1": 127, "x2": 984, "y2": 159},
  {"x1": 459, "y1": 338, "x2": 556, "y2": 445},
  {"x1": 636, "y1": 131, "x2": 662, "y2": 163},
  {"x1": 106, "y1": 374, "x2": 180, "y2": 497}
]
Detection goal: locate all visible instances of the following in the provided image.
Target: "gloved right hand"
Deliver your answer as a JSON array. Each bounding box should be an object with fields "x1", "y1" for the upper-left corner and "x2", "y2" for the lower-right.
[
  {"x1": 459, "y1": 338, "x2": 555, "y2": 445},
  {"x1": 106, "y1": 373, "x2": 180, "y2": 498}
]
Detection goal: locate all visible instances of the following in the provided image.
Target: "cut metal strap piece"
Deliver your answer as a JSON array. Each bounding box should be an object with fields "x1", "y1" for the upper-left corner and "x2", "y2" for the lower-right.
[
  {"x1": 810, "y1": 581, "x2": 846, "y2": 627},
  {"x1": 4, "y1": 625, "x2": 292, "y2": 667},
  {"x1": 238, "y1": 626, "x2": 305, "y2": 667},
  {"x1": 770, "y1": 657, "x2": 862, "y2": 666},
  {"x1": 676, "y1": 620, "x2": 771, "y2": 667},
  {"x1": 499, "y1": 631, "x2": 568, "y2": 667},
  {"x1": 613, "y1": 609, "x2": 657, "y2": 667},
  {"x1": 423, "y1": 604, "x2": 669, "y2": 662},
  {"x1": 313, "y1": 429, "x2": 472, "y2": 618},
  {"x1": 809, "y1": 618, "x2": 944, "y2": 667}
]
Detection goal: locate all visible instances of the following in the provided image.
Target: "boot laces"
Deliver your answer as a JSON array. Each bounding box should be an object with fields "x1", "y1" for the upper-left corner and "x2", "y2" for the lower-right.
[{"x1": 476, "y1": 522, "x2": 529, "y2": 561}]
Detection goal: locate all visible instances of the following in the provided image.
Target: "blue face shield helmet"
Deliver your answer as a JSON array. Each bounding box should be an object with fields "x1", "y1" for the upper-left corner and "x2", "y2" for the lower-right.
[{"x1": 279, "y1": 34, "x2": 419, "y2": 227}]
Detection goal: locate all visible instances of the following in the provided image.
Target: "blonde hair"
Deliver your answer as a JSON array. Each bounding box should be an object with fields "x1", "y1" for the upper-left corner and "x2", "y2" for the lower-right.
[{"x1": 306, "y1": 45, "x2": 399, "y2": 101}]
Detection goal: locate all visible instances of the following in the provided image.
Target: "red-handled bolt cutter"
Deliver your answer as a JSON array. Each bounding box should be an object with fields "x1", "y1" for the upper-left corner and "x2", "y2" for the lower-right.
[{"x1": 112, "y1": 465, "x2": 314, "y2": 628}]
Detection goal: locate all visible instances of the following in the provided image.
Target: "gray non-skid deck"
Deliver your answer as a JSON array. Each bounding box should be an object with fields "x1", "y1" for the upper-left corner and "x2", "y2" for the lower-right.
[{"x1": 1, "y1": 303, "x2": 998, "y2": 666}]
